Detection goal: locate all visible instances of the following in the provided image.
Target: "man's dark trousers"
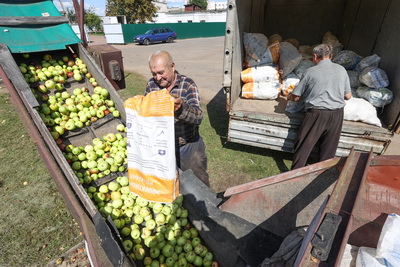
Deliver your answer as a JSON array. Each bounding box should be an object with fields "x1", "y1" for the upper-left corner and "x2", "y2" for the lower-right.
[{"x1": 291, "y1": 108, "x2": 344, "y2": 170}]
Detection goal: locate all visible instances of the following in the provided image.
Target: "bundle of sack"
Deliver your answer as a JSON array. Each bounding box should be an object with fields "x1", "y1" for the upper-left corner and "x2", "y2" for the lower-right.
[{"x1": 241, "y1": 31, "x2": 391, "y2": 127}]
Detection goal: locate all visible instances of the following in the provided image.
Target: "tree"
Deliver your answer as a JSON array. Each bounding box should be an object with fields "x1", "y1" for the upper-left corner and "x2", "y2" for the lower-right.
[
  {"x1": 66, "y1": 7, "x2": 77, "y2": 24},
  {"x1": 85, "y1": 7, "x2": 103, "y2": 33},
  {"x1": 106, "y1": 0, "x2": 158, "y2": 24},
  {"x1": 189, "y1": 0, "x2": 208, "y2": 10},
  {"x1": 66, "y1": 7, "x2": 103, "y2": 33}
]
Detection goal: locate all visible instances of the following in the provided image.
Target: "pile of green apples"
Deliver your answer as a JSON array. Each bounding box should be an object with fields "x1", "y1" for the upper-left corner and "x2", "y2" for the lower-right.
[
  {"x1": 37, "y1": 85, "x2": 121, "y2": 140},
  {"x1": 19, "y1": 53, "x2": 91, "y2": 87},
  {"x1": 20, "y1": 53, "x2": 121, "y2": 140},
  {"x1": 87, "y1": 176, "x2": 218, "y2": 267},
  {"x1": 62, "y1": 125, "x2": 128, "y2": 184}
]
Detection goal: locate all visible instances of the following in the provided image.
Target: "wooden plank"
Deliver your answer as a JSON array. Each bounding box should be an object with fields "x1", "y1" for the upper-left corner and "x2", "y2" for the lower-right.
[
  {"x1": 0, "y1": 44, "x2": 39, "y2": 107},
  {"x1": 0, "y1": 16, "x2": 68, "y2": 26}
]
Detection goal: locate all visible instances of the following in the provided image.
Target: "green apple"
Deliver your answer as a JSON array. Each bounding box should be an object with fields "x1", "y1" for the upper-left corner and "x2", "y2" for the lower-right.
[
  {"x1": 65, "y1": 119, "x2": 76, "y2": 131},
  {"x1": 124, "y1": 197, "x2": 134, "y2": 207},
  {"x1": 108, "y1": 181, "x2": 120, "y2": 191},
  {"x1": 182, "y1": 230, "x2": 191, "y2": 240},
  {"x1": 133, "y1": 215, "x2": 144, "y2": 224},
  {"x1": 177, "y1": 236, "x2": 186, "y2": 247},
  {"x1": 162, "y1": 206, "x2": 172, "y2": 216},
  {"x1": 122, "y1": 239, "x2": 133, "y2": 252},
  {"x1": 141, "y1": 227, "x2": 152, "y2": 239},
  {"x1": 120, "y1": 186, "x2": 130, "y2": 195},
  {"x1": 193, "y1": 256, "x2": 202, "y2": 267},
  {"x1": 53, "y1": 125, "x2": 65, "y2": 135},
  {"x1": 155, "y1": 213, "x2": 166, "y2": 225},
  {"x1": 112, "y1": 199, "x2": 123, "y2": 209},
  {"x1": 185, "y1": 251, "x2": 196, "y2": 263},
  {"x1": 97, "y1": 161, "x2": 109, "y2": 171},
  {"x1": 162, "y1": 244, "x2": 174, "y2": 258},
  {"x1": 144, "y1": 236, "x2": 158, "y2": 248},
  {"x1": 118, "y1": 176, "x2": 129, "y2": 186},
  {"x1": 190, "y1": 228, "x2": 198, "y2": 238},
  {"x1": 165, "y1": 257, "x2": 175, "y2": 267},
  {"x1": 112, "y1": 110, "x2": 120, "y2": 117},
  {"x1": 73, "y1": 73, "x2": 83, "y2": 81},
  {"x1": 140, "y1": 207, "x2": 151, "y2": 218},
  {"x1": 99, "y1": 184, "x2": 109, "y2": 193},
  {"x1": 71, "y1": 161, "x2": 81, "y2": 170},
  {"x1": 146, "y1": 219, "x2": 156, "y2": 230},
  {"x1": 150, "y1": 247, "x2": 160, "y2": 259},
  {"x1": 136, "y1": 197, "x2": 149, "y2": 207},
  {"x1": 130, "y1": 228, "x2": 141, "y2": 239},
  {"x1": 183, "y1": 242, "x2": 193, "y2": 253},
  {"x1": 120, "y1": 227, "x2": 131, "y2": 237},
  {"x1": 152, "y1": 203, "x2": 164, "y2": 214},
  {"x1": 178, "y1": 257, "x2": 188, "y2": 267}
]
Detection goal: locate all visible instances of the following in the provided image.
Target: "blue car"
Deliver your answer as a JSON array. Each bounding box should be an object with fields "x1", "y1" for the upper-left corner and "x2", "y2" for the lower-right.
[{"x1": 133, "y1": 27, "x2": 177, "y2": 45}]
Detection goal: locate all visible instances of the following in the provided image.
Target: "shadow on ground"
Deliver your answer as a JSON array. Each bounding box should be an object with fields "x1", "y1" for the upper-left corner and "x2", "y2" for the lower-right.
[{"x1": 206, "y1": 88, "x2": 293, "y2": 173}]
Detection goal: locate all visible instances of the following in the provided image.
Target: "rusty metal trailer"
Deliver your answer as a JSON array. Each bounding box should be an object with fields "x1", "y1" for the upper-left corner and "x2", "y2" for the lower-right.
[{"x1": 180, "y1": 149, "x2": 400, "y2": 266}]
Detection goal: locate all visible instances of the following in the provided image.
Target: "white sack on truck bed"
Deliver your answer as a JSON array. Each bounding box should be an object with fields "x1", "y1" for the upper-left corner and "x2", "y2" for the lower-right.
[
  {"x1": 279, "y1": 42, "x2": 302, "y2": 78},
  {"x1": 359, "y1": 67, "x2": 389, "y2": 89},
  {"x1": 241, "y1": 65, "x2": 280, "y2": 83},
  {"x1": 356, "y1": 86, "x2": 393, "y2": 108},
  {"x1": 344, "y1": 97, "x2": 382, "y2": 127},
  {"x1": 241, "y1": 81, "x2": 281, "y2": 100},
  {"x1": 281, "y1": 72, "x2": 300, "y2": 96}
]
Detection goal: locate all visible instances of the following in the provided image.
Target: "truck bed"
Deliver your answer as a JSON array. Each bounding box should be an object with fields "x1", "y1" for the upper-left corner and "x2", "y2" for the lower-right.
[{"x1": 229, "y1": 97, "x2": 392, "y2": 156}]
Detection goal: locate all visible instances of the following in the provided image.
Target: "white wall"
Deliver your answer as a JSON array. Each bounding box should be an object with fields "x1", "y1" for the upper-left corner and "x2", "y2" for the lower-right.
[
  {"x1": 207, "y1": 1, "x2": 228, "y2": 10},
  {"x1": 154, "y1": 11, "x2": 227, "y2": 23}
]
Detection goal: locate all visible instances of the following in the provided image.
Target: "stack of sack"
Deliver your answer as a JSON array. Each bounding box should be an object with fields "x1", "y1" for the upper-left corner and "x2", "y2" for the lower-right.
[
  {"x1": 333, "y1": 52, "x2": 393, "y2": 108},
  {"x1": 241, "y1": 33, "x2": 282, "y2": 100},
  {"x1": 241, "y1": 32, "x2": 315, "y2": 101},
  {"x1": 241, "y1": 31, "x2": 391, "y2": 127}
]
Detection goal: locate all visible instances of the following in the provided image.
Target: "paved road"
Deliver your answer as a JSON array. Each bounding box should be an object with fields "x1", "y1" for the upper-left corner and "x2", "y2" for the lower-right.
[{"x1": 88, "y1": 35, "x2": 226, "y2": 103}]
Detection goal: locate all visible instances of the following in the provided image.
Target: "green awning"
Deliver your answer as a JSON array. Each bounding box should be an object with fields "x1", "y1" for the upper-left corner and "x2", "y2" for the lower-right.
[
  {"x1": 0, "y1": 24, "x2": 82, "y2": 53},
  {"x1": 0, "y1": 0, "x2": 62, "y2": 17},
  {"x1": 0, "y1": 0, "x2": 82, "y2": 53}
]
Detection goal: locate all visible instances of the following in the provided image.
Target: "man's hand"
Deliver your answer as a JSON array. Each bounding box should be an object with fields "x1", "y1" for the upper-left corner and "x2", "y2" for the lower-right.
[
  {"x1": 287, "y1": 93, "x2": 300, "y2": 102},
  {"x1": 171, "y1": 94, "x2": 183, "y2": 111}
]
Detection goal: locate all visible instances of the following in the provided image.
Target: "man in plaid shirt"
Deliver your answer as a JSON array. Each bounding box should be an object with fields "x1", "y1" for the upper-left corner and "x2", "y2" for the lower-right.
[{"x1": 145, "y1": 51, "x2": 209, "y2": 186}]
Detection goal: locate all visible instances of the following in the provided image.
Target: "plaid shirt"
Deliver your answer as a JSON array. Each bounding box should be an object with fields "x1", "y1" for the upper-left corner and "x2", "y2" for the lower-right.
[{"x1": 145, "y1": 71, "x2": 203, "y2": 146}]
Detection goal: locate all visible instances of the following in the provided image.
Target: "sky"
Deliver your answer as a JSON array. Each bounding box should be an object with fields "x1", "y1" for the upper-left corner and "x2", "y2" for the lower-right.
[{"x1": 53, "y1": 0, "x2": 227, "y2": 17}]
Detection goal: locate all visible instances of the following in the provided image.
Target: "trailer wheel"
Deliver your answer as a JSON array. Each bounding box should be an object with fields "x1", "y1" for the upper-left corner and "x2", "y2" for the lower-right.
[{"x1": 143, "y1": 39, "x2": 150, "y2": 46}]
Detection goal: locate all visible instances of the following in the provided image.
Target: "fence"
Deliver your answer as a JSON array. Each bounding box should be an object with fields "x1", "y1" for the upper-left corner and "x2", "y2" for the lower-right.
[{"x1": 121, "y1": 22, "x2": 226, "y2": 43}]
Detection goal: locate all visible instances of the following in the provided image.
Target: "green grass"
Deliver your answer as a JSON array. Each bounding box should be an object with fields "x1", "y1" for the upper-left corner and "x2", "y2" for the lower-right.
[
  {"x1": 0, "y1": 93, "x2": 83, "y2": 266},
  {"x1": 0, "y1": 70, "x2": 292, "y2": 265}
]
